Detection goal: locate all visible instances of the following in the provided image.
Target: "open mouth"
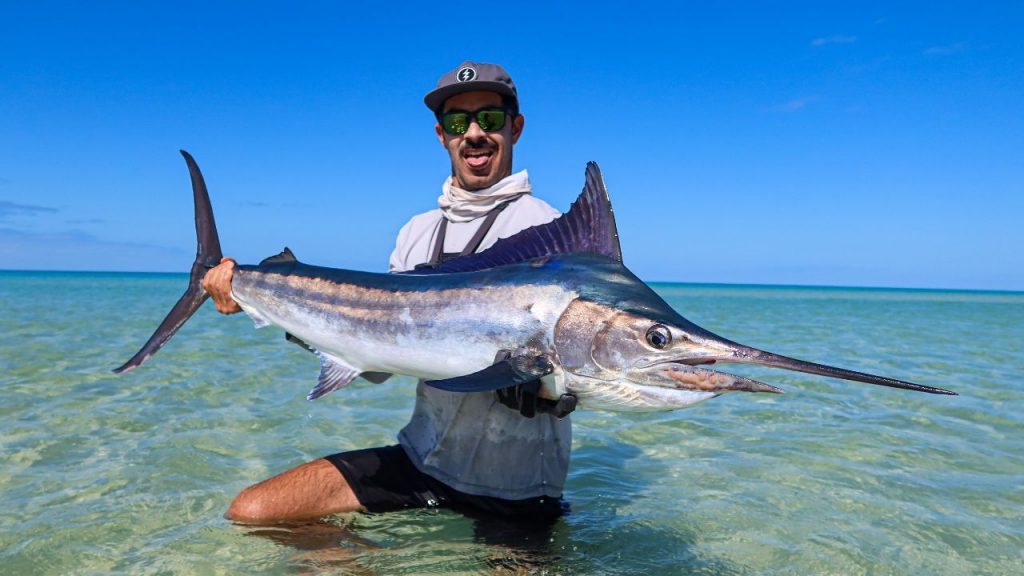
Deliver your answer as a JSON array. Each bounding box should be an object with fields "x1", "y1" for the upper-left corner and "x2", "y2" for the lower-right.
[
  {"x1": 642, "y1": 362, "x2": 785, "y2": 394},
  {"x1": 463, "y1": 148, "x2": 494, "y2": 170},
  {"x1": 637, "y1": 357, "x2": 717, "y2": 370}
]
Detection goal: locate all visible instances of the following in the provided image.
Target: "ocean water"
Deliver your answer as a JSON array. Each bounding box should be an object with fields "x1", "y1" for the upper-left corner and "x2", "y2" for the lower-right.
[{"x1": 1, "y1": 270, "x2": 1022, "y2": 575}]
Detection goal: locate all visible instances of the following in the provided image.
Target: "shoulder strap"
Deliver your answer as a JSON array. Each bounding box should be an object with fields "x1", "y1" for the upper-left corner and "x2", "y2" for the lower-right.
[
  {"x1": 459, "y1": 200, "x2": 510, "y2": 257},
  {"x1": 424, "y1": 216, "x2": 449, "y2": 268},
  {"x1": 418, "y1": 201, "x2": 512, "y2": 269}
]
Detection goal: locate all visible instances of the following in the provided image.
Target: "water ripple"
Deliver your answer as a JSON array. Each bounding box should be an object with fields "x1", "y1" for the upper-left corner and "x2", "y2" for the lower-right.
[{"x1": 1, "y1": 272, "x2": 1022, "y2": 574}]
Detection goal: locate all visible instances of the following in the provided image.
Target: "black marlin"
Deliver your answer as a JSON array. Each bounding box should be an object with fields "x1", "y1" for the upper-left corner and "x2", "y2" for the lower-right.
[{"x1": 114, "y1": 151, "x2": 956, "y2": 411}]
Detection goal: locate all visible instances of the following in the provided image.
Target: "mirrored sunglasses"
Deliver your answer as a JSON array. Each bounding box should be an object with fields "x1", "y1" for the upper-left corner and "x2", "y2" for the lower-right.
[{"x1": 440, "y1": 108, "x2": 510, "y2": 135}]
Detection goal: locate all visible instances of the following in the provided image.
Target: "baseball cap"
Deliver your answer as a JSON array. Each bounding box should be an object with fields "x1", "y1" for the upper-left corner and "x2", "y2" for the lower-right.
[{"x1": 424, "y1": 61, "x2": 519, "y2": 114}]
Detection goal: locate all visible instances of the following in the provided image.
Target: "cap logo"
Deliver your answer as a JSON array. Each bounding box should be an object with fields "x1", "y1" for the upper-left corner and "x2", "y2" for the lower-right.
[{"x1": 456, "y1": 66, "x2": 477, "y2": 82}]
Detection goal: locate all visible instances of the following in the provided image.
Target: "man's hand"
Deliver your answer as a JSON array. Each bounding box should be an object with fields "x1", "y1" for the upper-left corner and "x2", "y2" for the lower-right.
[
  {"x1": 202, "y1": 257, "x2": 242, "y2": 314},
  {"x1": 496, "y1": 381, "x2": 577, "y2": 419}
]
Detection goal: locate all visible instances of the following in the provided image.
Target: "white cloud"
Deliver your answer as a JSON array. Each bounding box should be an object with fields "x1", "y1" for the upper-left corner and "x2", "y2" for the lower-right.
[
  {"x1": 773, "y1": 96, "x2": 820, "y2": 113},
  {"x1": 924, "y1": 42, "x2": 967, "y2": 56},
  {"x1": 0, "y1": 201, "x2": 58, "y2": 220},
  {"x1": 812, "y1": 35, "x2": 857, "y2": 47},
  {"x1": 64, "y1": 218, "x2": 106, "y2": 225}
]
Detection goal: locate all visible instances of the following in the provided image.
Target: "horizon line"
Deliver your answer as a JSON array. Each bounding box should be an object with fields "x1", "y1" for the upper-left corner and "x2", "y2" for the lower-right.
[{"x1": 2, "y1": 268, "x2": 1021, "y2": 295}]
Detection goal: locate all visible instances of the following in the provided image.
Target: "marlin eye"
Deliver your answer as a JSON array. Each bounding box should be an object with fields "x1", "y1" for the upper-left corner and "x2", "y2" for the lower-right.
[{"x1": 645, "y1": 325, "x2": 672, "y2": 349}]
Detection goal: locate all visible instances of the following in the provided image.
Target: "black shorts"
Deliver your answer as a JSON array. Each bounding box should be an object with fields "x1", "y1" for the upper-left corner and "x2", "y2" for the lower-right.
[{"x1": 324, "y1": 445, "x2": 565, "y2": 522}]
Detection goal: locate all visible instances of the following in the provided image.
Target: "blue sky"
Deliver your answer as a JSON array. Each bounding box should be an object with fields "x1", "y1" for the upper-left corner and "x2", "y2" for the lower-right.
[{"x1": 2, "y1": 2, "x2": 1021, "y2": 290}]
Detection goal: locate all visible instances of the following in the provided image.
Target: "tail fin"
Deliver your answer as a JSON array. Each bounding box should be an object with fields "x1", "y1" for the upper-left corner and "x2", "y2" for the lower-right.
[{"x1": 113, "y1": 150, "x2": 223, "y2": 374}]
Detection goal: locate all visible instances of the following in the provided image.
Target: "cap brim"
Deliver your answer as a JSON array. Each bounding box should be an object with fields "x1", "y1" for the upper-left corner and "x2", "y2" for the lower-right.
[{"x1": 424, "y1": 81, "x2": 518, "y2": 113}]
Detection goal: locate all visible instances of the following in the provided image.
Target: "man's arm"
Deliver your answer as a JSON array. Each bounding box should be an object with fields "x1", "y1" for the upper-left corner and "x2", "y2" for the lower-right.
[{"x1": 202, "y1": 257, "x2": 243, "y2": 314}]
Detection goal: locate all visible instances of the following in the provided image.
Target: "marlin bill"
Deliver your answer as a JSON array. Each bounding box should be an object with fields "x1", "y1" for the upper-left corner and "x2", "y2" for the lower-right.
[{"x1": 113, "y1": 151, "x2": 956, "y2": 412}]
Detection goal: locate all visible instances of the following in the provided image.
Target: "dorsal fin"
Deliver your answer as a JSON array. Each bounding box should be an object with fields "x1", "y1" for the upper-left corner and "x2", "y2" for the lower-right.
[
  {"x1": 408, "y1": 162, "x2": 621, "y2": 274},
  {"x1": 259, "y1": 246, "x2": 297, "y2": 266}
]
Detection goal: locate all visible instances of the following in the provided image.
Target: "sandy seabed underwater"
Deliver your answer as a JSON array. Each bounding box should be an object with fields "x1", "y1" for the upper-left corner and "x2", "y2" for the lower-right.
[{"x1": 2, "y1": 271, "x2": 1022, "y2": 575}]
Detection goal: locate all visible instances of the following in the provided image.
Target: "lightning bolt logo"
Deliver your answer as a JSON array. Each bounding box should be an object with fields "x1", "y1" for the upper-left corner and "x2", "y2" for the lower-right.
[{"x1": 457, "y1": 67, "x2": 476, "y2": 82}]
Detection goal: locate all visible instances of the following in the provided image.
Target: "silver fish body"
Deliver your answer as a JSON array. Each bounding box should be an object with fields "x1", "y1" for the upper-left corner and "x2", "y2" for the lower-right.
[
  {"x1": 114, "y1": 151, "x2": 956, "y2": 412},
  {"x1": 232, "y1": 260, "x2": 576, "y2": 388},
  {"x1": 229, "y1": 252, "x2": 747, "y2": 410}
]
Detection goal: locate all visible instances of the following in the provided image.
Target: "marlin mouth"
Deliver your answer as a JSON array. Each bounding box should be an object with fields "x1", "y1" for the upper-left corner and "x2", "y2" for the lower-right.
[
  {"x1": 636, "y1": 358, "x2": 717, "y2": 369},
  {"x1": 650, "y1": 363, "x2": 784, "y2": 394},
  {"x1": 631, "y1": 360, "x2": 783, "y2": 394}
]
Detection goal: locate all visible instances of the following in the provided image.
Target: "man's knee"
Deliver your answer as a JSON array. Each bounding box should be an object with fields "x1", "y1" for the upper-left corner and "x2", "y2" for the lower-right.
[
  {"x1": 225, "y1": 485, "x2": 271, "y2": 522},
  {"x1": 224, "y1": 459, "x2": 363, "y2": 522}
]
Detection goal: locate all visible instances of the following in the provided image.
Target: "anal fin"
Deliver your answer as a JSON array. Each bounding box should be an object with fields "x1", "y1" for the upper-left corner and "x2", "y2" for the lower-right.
[
  {"x1": 293, "y1": 335, "x2": 392, "y2": 394},
  {"x1": 309, "y1": 352, "x2": 360, "y2": 400}
]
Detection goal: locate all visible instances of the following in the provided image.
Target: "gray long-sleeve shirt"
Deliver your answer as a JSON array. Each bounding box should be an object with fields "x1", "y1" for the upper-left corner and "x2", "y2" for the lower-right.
[{"x1": 389, "y1": 194, "x2": 572, "y2": 500}]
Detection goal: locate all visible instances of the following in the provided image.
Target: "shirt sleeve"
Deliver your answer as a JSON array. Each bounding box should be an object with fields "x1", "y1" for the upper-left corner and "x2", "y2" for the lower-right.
[
  {"x1": 525, "y1": 198, "x2": 561, "y2": 225},
  {"x1": 388, "y1": 220, "x2": 414, "y2": 273}
]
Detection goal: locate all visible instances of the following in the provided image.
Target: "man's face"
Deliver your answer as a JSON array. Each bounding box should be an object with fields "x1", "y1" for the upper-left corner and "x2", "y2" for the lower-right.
[{"x1": 436, "y1": 90, "x2": 525, "y2": 191}]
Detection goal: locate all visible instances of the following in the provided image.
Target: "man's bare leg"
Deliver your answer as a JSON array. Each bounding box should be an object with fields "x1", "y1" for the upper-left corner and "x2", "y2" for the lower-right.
[{"x1": 226, "y1": 458, "x2": 364, "y2": 523}]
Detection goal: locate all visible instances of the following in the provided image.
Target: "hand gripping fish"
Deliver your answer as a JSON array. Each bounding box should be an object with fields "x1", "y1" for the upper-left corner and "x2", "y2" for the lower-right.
[{"x1": 114, "y1": 151, "x2": 956, "y2": 411}]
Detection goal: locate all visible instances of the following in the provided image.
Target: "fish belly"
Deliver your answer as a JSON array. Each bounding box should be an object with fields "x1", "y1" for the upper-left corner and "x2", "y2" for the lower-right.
[{"x1": 232, "y1": 272, "x2": 576, "y2": 382}]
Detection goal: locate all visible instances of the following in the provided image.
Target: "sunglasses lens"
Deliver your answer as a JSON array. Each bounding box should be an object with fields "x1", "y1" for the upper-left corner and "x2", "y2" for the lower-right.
[
  {"x1": 442, "y1": 112, "x2": 470, "y2": 135},
  {"x1": 441, "y1": 109, "x2": 508, "y2": 135},
  {"x1": 475, "y1": 109, "x2": 506, "y2": 131}
]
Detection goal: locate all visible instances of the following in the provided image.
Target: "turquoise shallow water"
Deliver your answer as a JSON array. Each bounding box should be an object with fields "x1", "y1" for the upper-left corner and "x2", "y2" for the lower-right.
[{"x1": 2, "y1": 270, "x2": 1022, "y2": 575}]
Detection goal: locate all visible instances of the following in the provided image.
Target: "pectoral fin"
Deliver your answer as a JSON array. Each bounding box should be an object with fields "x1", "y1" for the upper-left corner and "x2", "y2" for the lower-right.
[{"x1": 425, "y1": 353, "x2": 555, "y2": 393}]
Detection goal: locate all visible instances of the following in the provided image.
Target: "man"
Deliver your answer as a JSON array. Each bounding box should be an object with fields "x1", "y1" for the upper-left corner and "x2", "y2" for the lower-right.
[{"x1": 203, "y1": 61, "x2": 574, "y2": 523}]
